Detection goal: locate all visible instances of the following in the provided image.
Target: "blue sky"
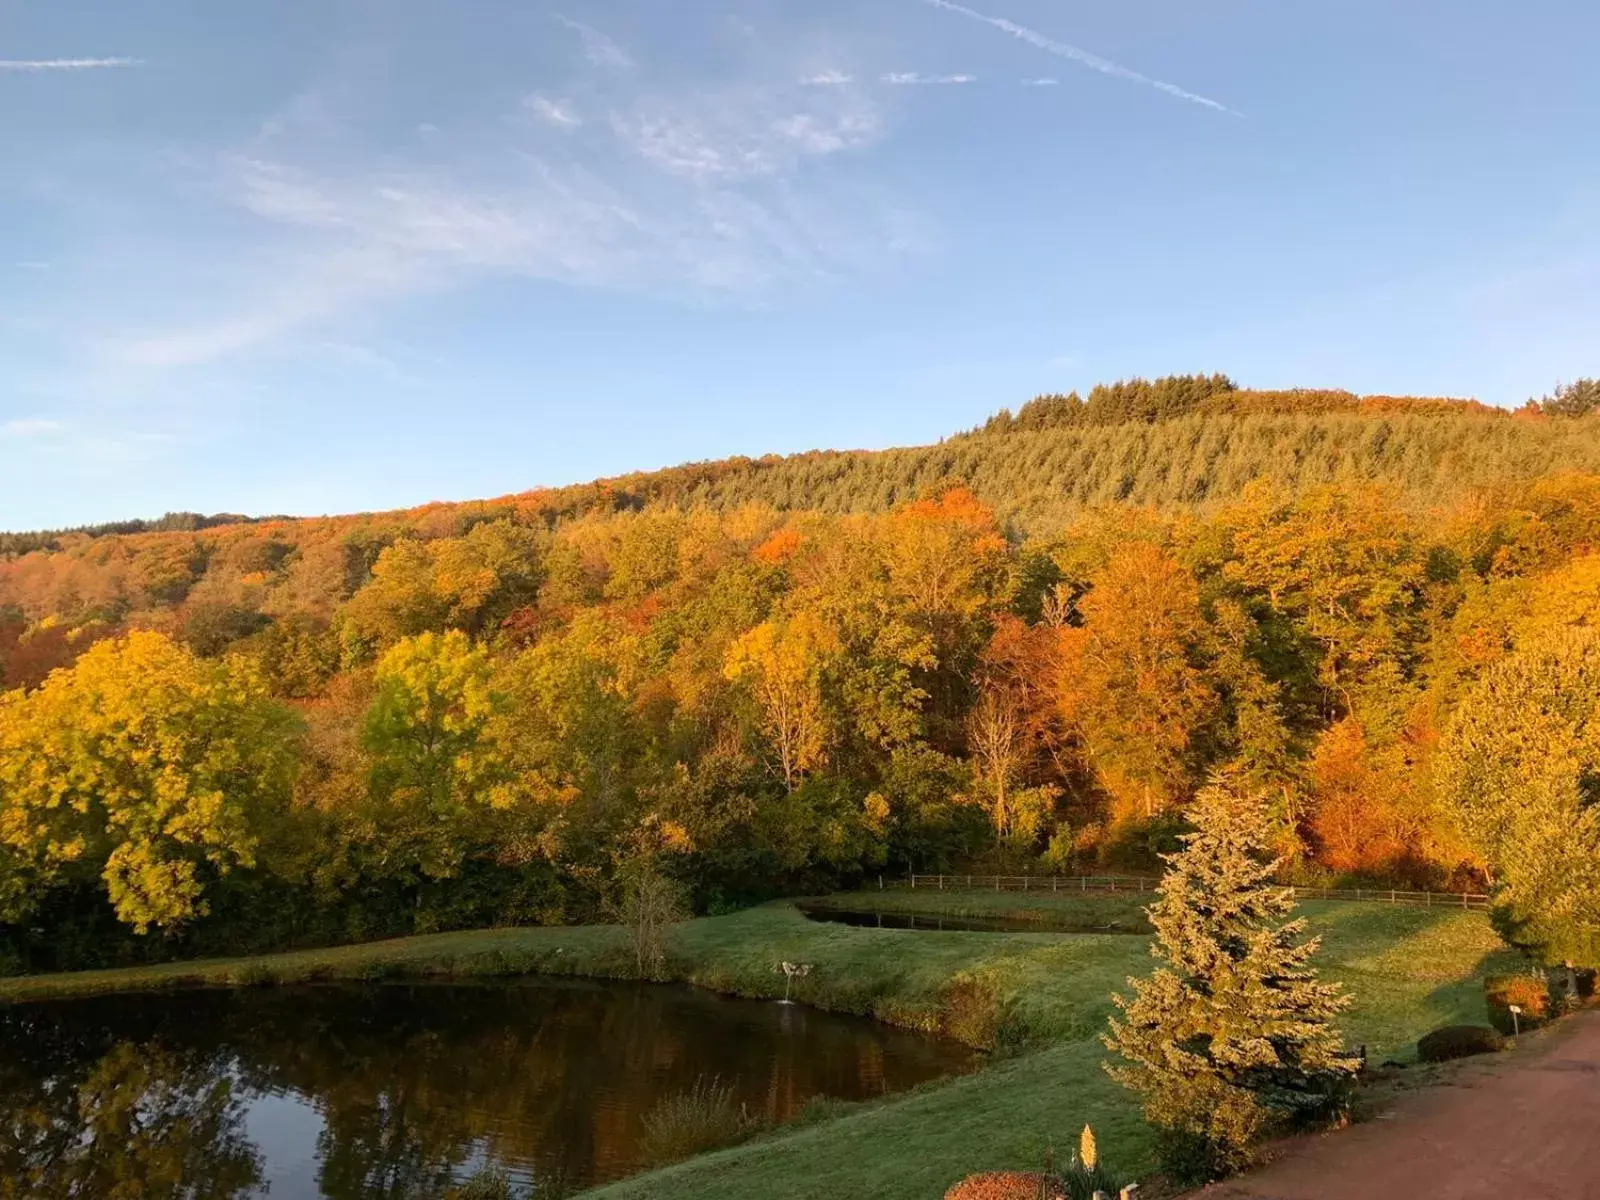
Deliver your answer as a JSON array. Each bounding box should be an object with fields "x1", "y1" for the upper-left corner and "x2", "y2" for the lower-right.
[{"x1": 2, "y1": 0, "x2": 1597, "y2": 529}]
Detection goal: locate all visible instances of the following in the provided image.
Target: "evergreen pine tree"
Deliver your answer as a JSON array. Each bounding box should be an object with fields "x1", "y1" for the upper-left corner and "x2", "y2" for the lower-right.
[{"x1": 1103, "y1": 771, "x2": 1355, "y2": 1183}]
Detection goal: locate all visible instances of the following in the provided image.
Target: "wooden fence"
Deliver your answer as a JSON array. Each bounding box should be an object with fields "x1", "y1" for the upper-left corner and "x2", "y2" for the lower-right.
[{"x1": 902, "y1": 873, "x2": 1490, "y2": 910}]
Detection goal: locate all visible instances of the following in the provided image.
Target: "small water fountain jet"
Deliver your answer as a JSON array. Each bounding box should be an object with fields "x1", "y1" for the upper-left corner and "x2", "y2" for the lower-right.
[{"x1": 776, "y1": 961, "x2": 811, "y2": 1004}]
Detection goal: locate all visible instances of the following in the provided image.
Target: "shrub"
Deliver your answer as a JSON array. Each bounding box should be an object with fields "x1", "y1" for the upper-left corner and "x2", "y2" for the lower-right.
[
  {"x1": 1485, "y1": 974, "x2": 1550, "y2": 1034},
  {"x1": 639, "y1": 1075, "x2": 761, "y2": 1165},
  {"x1": 943, "y1": 1172, "x2": 1060, "y2": 1200},
  {"x1": 940, "y1": 974, "x2": 1010, "y2": 1048},
  {"x1": 1416, "y1": 1025, "x2": 1505, "y2": 1063},
  {"x1": 443, "y1": 1167, "x2": 568, "y2": 1200},
  {"x1": 1042, "y1": 826, "x2": 1075, "y2": 873},
  {"x1": 1548, "y1": 963, "x2": 1596, "y2": 1008},
  {"x1": 1062, "y1": 1125, "x2": 1117, "y2": 1199},
  {"x1": 792, "y1": 1095, "x2": 860, "y2": 1126},
  {"x1": 943, "y1": 1127, "x2": 1122, "y2": 1200},
  {"x1": 229, "y1": 962, "x2": 276, "y2": 987},
  {"x1": 1059, "y1": 1157, "x2": 1121, "y2": 1200},
  {"x1": 1153, "y1": 1126, "x2": 1246, "y2": 1188},
  {"x1": 445, "y1": 1169, "x2": 516, "y2": 1199}
]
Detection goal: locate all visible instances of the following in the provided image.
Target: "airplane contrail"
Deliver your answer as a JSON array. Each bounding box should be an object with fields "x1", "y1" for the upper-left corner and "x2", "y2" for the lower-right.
[
  {"x1": 0, "y1": 57, "x2": 139, "y2": 71},
  {"x1": 919, "y1": 0, "x2": 1237, "y2": 115}
]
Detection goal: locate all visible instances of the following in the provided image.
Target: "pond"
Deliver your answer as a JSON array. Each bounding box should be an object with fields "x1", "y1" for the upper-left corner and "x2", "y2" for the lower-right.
[
  {"x1": 0, "y1": 978, "x2": 979, "y2": 1197},
  {"x1": 799, "y1": 906, "x2": 1148, "y2": 935}
]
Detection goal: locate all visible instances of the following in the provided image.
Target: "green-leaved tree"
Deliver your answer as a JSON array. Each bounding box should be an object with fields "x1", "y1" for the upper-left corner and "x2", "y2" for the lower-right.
[
  {"x1": 1436, "y1": 625, "x2": 1600, "y2": 964},
  {"x1": 1104, "y1": 772, "x2": 1355, "y2": 1183}
]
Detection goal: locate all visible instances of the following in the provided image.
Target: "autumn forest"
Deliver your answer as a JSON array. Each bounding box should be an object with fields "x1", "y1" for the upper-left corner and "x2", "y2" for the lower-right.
[{"x1": 5, "y1": 374, "x2": 1600, "y2": 973}]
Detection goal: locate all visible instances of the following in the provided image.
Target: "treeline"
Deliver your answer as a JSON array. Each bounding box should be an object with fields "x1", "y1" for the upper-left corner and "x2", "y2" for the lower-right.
[
  {"x1": 7, "y1": 461, "x2": 1600, "y2": 970},
  {"x1": 978, "y1": 373, "x2": 1600, "y2": 435},
  {"x1": 10, "y1": 400, "x2": 1600, "y2": 635},
  {"x1": 7, "y1": 375, "x2": 1597, "y2": 560},
  {"x1": 0, "y1": 510, "x2": 278, "y2": 559}
]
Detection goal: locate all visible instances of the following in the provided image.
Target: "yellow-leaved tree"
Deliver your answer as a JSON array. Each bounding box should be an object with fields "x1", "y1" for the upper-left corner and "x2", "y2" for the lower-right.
[
  {"x1": 724, "y1": 613, "x2": 838, "y2": 791},
  {"x1": 0, "y1": 631, "x2": 299, "y2": 932},
  {"x1": 360, "y1": 630, "x2": 510, "y2": 880}
]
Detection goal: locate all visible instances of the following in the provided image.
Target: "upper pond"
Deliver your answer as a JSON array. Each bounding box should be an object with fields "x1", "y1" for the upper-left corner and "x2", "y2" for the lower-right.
[
  {"x1": 799, "y1": 905, "x2": 1149, "y2": 935},
  {"x1": 0, "y1": 977, "x2": 979, "y2": 1197}
]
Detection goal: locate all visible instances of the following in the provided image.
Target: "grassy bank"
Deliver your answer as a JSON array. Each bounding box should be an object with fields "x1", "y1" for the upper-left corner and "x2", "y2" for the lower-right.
[{"x1": 0, "y1": 895, "x2": 1519, "y2": 1199}]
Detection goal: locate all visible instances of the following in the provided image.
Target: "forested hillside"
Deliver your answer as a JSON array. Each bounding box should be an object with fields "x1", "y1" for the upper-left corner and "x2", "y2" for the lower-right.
[{"x1": 4, "y1": 376, "x2": 1600, "y2": 972}]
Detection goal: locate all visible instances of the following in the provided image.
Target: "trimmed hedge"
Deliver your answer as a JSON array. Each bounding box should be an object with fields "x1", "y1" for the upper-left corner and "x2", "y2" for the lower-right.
[
  {"x1": 1485, "y1": 974, "x2": 1550, "y2": 1034},
  {"x1": 1417, "y1": 1025, "x2": 1506, "y2": 1063}
]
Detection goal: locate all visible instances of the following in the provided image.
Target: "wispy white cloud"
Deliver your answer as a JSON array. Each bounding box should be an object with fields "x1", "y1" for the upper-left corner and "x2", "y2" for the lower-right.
[
  {"x1": 111, "y1": 51, "x2": 910, "y2": 367},
  {"x1": 802, "y1": 70, "x2": 854, "y2": 86},
  {"x1": 615, "y1": 89, "x2": 879, "y2": 182},
  {"x1": 554, "y1": 15, "x2": 633, "y2": 69},
  {"x1": 882, "y1": 72, "x2": 977, "y2": 85},
  {"x1": 0, "y1": 57, "x2": 139, "y2": 72},
  {"x1": 1, "y1": 417, "x2": 65, "y2": 437},
  {"x1": 918, "y1": 0, "x2": 1235, "y2": 114},
  {"x1": 1021, "y1": 77, "x2": 1059, "y2": 87},
  {"x1": 524, "y1": 95, "x2": 582, "y2": 128}
]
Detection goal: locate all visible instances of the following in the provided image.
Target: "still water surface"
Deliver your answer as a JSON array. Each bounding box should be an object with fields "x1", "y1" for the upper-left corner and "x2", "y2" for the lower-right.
[
  {"x1": 799, "y1": 906, "x2": 1148, "y2": 935},
  {"x1": 0, "y1": 978, "x2": 978, "y2": 1197}
]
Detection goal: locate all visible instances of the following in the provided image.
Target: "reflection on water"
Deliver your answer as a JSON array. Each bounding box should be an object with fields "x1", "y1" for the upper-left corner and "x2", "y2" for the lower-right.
[
  {"x1": 0, "y1": 978, "x2": 978, "y2": 1197},
  {"x1": 799, "y1": 906, "x2": 1148, "y2": 934}
]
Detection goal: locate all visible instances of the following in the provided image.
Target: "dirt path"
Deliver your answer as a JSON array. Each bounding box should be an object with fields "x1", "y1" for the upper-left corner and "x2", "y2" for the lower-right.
[{"x1": 1197, "y1": 1011, "x2": 1600, "y2": 1200}]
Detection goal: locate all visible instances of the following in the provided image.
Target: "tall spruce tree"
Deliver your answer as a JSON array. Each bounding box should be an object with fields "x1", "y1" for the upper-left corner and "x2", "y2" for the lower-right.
[{"x1": 1104, "y1": 772, "x2": 1355, "y2": 1183}]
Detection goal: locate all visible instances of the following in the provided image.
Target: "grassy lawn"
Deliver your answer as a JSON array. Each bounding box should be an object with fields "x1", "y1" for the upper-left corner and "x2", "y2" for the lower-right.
[{"x1": 0, "y1": 893, "x2": 1520, "y2": 1199}]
